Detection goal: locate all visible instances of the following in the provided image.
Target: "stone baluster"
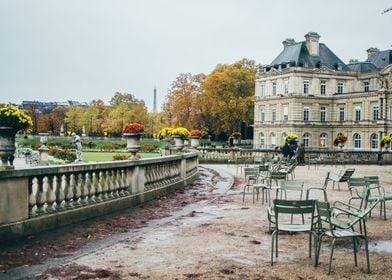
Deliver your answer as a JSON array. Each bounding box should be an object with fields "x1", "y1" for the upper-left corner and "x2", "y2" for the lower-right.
[
  {"x1": 85, "y1": 172, "x2": 95, "y2": 203},
  {"x1": 71, "y1": 173, "x2": 81, "y2": 207},
  {"x1": 45, "y1": 176, "x2": 56, "y2": 213},
  {"x1": 112, "y1": 169, "x2": 120, "y2": 198},
  {"x1": 63, "y1": 174, "x2": 74, "y2": 208},
  {"x1": 121, "y1": 169, "x2": 130, "y2": 196},
  {"x1": 35, "y1": 176, "x2": 47, "y2": 214},
  {"x1": 54, "y1": 175, "x2": 65, "y2": 211},
  {"x1": 28, "y1": 178, "x2": 37, "y2": 217},
  {"x1": 100, "y1": 170, "x2": 109, "y2": 200},
  {"x1": 116, "y1": 169, "x2": 125, "y2": 197},
  {"x1": 105, "y1": 170, "x2": 114, "y2": 199},
  {"x1": 77, "y1": 173, "x2": 87, "y2": 205},
  {"x1": 89, "y1": 172, "x2": 98, "y2": 202},
  {"x1": 93, "y1": 171, "x2": 102, "y2": 202}
]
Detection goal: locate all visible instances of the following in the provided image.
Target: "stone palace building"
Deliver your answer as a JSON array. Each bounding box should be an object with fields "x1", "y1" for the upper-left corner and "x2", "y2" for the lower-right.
[{"x1": 254, "y1": 32, "x2": 392, "y2": 150}]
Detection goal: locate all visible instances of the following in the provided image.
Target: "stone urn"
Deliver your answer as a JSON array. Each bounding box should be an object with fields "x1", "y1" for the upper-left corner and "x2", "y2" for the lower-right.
[
  {"x1": 190, "y1": 136, "x2": 200, "y2": 148},
  {"x1": 233, "y1": 137, "x2": 240, "y2": 146},
  {"x1": 0, "y1": 127, "x2": 18, "y2": 170},
  {"x1": 123, "y1": 133, "x2": 142, "y2": 154},
  {"x1": 172, "y1": 135, "x2": 184, "y2": 150}
]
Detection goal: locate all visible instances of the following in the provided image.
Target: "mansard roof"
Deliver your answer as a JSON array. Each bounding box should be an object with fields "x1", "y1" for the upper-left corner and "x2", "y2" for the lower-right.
[
  {"x1": 347, "y1": 62, "x2": 378, "y2": 73},
  {"x1": 268, "y1": 41, "x2": 350, "y2": 71},
  {"x1": 367, "y1": 50, "x2": 392, "y2": 69}
]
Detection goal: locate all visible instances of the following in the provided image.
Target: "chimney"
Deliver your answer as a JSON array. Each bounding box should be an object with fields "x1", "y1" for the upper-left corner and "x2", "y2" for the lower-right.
[
  {"x1": 282, "y1": 38, "x2": 296, "y2": 49},
  {"x1": 366, "y1": 47, "x2": 380, "y2": 59},
  {"x1": 304, "y1": 32, "x2": 320, "y2": 56}
]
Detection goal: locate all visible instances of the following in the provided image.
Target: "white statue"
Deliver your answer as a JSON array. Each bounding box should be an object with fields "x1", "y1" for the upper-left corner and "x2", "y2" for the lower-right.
[{"x1": 71, "y1": 132, "x2": 83, "y2": 162}]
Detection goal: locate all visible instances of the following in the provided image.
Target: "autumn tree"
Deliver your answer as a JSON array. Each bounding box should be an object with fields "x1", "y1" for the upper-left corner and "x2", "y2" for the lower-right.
[
  {"x1": 163, "y1": 73, "x2": 205, "y2": 129},
  {"x1": 64, "y1": 106, "x2": 85, "y2": 134},
  {"x1": 201, "y1": 58, "x2": 257, "y2": 139}
]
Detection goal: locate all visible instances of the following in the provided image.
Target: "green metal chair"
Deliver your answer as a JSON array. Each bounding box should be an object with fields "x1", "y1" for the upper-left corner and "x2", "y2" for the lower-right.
[
  {"x1": 269, "y1": 199, "x2": 317, "y2": 265},
  {"x1": 315, "y1": 199, "x2": 379, "y2": 274},
  {"x1": 305, "y1": 171, "x2": 330, "y2": 202},
  {"x1": 365, "y1": 175, "x2": 392, "y2": 220},
  {"x1": 327, "y1": 168, "x2": 355, "y2": 191},
  {"x1": 242, "y1": 167, "x2": 260, "y2": 203}
]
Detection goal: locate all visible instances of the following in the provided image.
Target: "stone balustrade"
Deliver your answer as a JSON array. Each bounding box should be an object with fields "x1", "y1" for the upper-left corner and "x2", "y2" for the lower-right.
[
  {"x1": 0, "y1": 153, "x2": 198, "y2": 241},
  {"x1": 197, "y1": 147, "x2": 392, "y2": 164}
]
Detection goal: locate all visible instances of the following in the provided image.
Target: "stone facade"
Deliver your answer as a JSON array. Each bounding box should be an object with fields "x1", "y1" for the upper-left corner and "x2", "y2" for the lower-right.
[{"x1": 254, "y1": 32, "x2": 392, "y2": 151}]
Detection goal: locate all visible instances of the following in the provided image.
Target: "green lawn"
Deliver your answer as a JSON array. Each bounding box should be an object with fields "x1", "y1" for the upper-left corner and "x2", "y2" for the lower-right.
[{"x1": 83, "y1": 151, "x2": 161, "y2": 162}]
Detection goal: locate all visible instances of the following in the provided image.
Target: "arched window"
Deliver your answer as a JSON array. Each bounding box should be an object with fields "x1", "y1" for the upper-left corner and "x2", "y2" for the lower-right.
[
  {"x1": 259, "y1": 132, "x2": 265, "y2": 148},
  {"x1": 303, "y1": 133, "x2": 310, "y2": 148},
  {"x1": 353, "y1": 133, "x2": 361, "y2": 149},
  {"x1": 370, "y1": 134, "x2": 378, "y2": 150},
  {"x1": 271, "y1": 132, "x2": 276, "y2": 148},
  {"x1": 320, "y1": 133, "x2": 328, "y2": 148}
]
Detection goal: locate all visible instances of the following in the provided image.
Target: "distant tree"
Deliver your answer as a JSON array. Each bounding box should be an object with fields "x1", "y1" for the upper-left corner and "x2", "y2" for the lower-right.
[
  {"x1": 109, "y1": 92, "x2": 145, "y2": 107},
  {"x1": 64, "y1": 106, "x2": 84, "y2": 134},
  {"x1": 163, "y1": 73, "x2": 205, "y2": 129},
  {"x1": 201, "y1": 58, "x2": 257, "y2": 137}
]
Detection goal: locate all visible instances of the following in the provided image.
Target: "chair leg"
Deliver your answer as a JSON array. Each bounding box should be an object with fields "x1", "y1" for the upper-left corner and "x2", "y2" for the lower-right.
[
  {"x1": 271, "y1": 231, "x2": 276, "y2": 265},
  {"x1": 364, "y1": 237, "x2": 371, "y2": 273},
  {"x1": 328, "y1": 238, "x2": 336, "y2": 275},
  {"x1": 352, "y1": 237, "x2": 358, "y2": 266}
]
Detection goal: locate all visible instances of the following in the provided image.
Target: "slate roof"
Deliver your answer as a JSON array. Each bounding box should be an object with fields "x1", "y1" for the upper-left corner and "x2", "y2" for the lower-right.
[
  {"x1": 268, "y1": 41, "x2": 350, "y2": 71},
  {"x1": 366, "y1": 50, "x2": 392, "y2": 69},
  {"x1": 347, "y1": 62, "x2": 378, "y2": 73}
]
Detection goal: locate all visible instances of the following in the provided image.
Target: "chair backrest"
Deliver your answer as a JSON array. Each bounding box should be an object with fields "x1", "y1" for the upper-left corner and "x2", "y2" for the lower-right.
[
  {"x1": 322, "y1": 171, "x2": 331, "y2": 188},
  {"x1": 274, "y1": 199, "x2": 316, "y2": 225},
  {"x1": 339, "y1": 168, "x2": 355, "y2": 182},
  {"x1": 281, "y1": 180, "x2": 304, "y2": 190},
  {"x1": 364, "y1": 176, "x2": 383, "y2": 195},
  {"x1": 269, "y1": 171, "x2": 287, "y2": 185},
  {"x1": 244, "y1": 167, "x2": 259, "y2": 178}
]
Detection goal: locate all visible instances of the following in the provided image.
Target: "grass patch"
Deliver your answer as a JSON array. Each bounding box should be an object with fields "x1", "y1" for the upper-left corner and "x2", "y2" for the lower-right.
[{"x1": 83, "y1": 151, "x2": 160, "y2": 162}]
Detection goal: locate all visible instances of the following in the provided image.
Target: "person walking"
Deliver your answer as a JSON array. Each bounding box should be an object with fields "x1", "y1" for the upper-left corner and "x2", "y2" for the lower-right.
[{"x1": 296, "y1": 143, "x2": 305, "y2": 165}]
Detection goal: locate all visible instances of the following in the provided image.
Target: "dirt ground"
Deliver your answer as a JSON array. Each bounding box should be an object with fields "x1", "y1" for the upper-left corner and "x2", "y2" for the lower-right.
[{"x1": 1, "y1": 164, "x2": 392, "y2": 280}]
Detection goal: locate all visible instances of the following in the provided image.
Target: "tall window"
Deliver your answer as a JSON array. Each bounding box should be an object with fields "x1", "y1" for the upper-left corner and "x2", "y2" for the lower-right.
[
  {"x1": 259, "y1": 133, "x2": 265, "y2": 148},
  {"x1": 364, "y1": 81, "x2": 369, "y2": 92},
  {"x1": 271, "y1": 133, "x2": 276, "y2": 148},
  {"x1": 261, "y1": 83, "x2": 265, "y2": 96},
  {"x1": 320, "y1": 133, "x2": 327, "y2": 148},
  {"x1": 339, "y1": 107, "x2": 345, "y2": 121},
  {"x1": 320, "y1": 106, "x2": 327, "y2": 122},
  {"x1": 260, "y1": 108, "x2": 265, "y2": 122},
  {"x1": 283, "y1": 106, "x2": 289, "y2": 121},
  {"x1": 303, "y1": 107, "x2": 310, "y2": 121},
  {"x1": 372, "y1": 104, "x2": 379, "y2": 121},
  {"x1": 370, "y1": 134, "x2": 378, "y2": 150},
  {"x1": 355, "y1": 105, "x2": 361, "y2": 121},
  {"x1": 272, "y1": 81, "x2": 277, "y2": 96},
  {"x1": 271, "y1": 107, "x2": 276, "y2": 121},
  {"x1": 353, "y1": 133, "x2": 361, "y2": 149},
  {"x1": 303, "y1": 80, "x2": 309, "y2": 95},
  {"x1": 337, "y1": 82, "x2": 344, "y2": 94},
  {"x1": 303, "y1": 133, "x2": 310, "y2": 148},
  {"x1": 320, "y1": 80, "x2": 326, "y2": 95},
  {"x1": 284, "y1": 80, "x2": 289, "y2": 95}
]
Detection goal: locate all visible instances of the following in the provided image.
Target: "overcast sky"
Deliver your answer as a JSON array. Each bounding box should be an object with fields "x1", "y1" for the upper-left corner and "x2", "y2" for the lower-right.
[{"x1": 0, "y1": 0, "x2": 391, "y2": 111}]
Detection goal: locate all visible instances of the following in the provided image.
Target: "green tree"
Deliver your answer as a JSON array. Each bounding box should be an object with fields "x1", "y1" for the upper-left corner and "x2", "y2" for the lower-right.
[{"x1": 64, "y1": 106, "x2": 85, "y2": 134}]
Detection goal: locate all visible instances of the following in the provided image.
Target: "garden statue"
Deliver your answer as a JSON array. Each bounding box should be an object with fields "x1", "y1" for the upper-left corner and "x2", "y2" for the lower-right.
[{"x1": 71, "y1": 132, "x2": 83, "y2": 162}]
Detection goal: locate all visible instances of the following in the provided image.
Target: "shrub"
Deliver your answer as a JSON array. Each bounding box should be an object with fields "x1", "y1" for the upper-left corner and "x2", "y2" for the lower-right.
[
  {"x1": 48, "y1": 147, "x2": 76, "y2": 162},
  {"x1": 140, "y1": 143, "x2": 158, "y2": 152},
  {"x1": 112, "y1": 154, "x2": 131, "y2": 161}
]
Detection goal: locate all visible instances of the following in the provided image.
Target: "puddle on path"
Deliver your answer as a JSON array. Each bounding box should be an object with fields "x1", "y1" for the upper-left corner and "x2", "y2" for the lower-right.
[{"x1": 369, "y1": 241, "x2": 392, "y2": 253}]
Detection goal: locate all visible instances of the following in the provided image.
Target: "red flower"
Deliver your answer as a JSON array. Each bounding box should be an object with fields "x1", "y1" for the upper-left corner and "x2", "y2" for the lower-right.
[
  {"x1": 190, "y1": 130, "x2": 202, "y2": 137},
  {"x1": 122, "y1": 123, "x2": 145, "y2": 134}
]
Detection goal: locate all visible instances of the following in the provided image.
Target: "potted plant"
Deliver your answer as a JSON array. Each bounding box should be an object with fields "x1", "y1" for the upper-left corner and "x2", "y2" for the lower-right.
[
  {"x1": 0, "y1": 104, "x2": 33, "y2": 170},
  {"x1": 122, "y1": 123, "x2": 144, "y2": 154},
  {"x1": 285, "y1": 133, "x2": 298, "y2": 143},
  {"x1": 333, "y1": 133, "x2": 348, "y2": 150},
  {"x1": 190, "y1": 129, "x2": 203, "y2": 148},
  {"x1": 157, "y1": 127, "x2": 173, "y2": 141},
  {"x1": 230, "y1": 132, "x2": 242, "y2": 146},
  {"x1": 380, "y1": 135, "x2": 392, "y2": 150},
  {"x1": 171, "y1": 127, "x2": 190, "y2": 149}
]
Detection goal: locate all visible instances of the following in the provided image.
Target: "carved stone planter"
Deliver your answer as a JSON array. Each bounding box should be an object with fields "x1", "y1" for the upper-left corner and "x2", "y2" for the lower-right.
[
  {"x1": 123, "y1": 133, "x2": 142, "y2": 154},
  {"x1": 190, "y1": 136, "x2": 200, "y2": 148},
  {"x1": 0, "y1": 127, "x2": 18, "y2": 170}
]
